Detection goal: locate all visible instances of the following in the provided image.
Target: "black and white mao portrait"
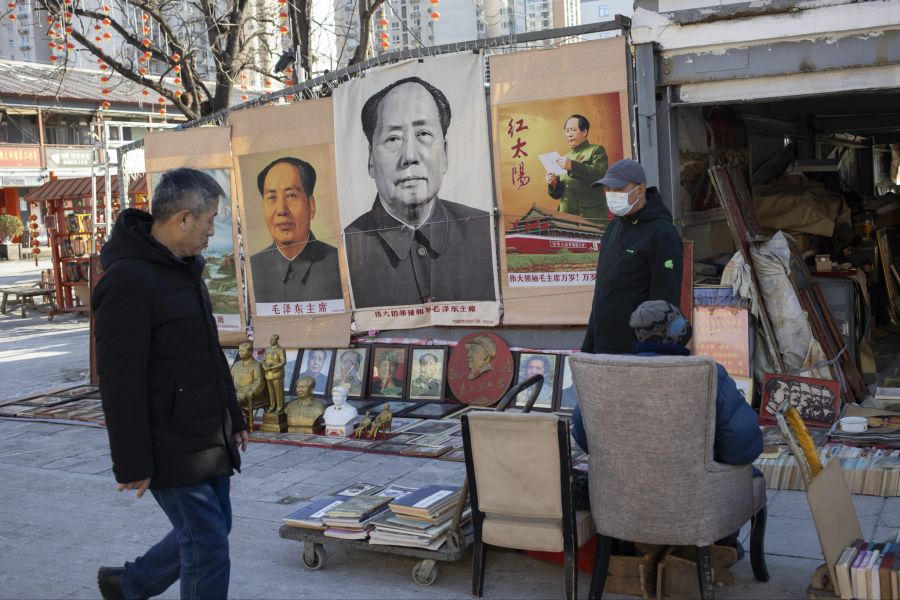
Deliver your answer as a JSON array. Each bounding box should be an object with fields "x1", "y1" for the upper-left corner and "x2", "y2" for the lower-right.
[{"x1": 334, "y1": 54, "x2": 499, "y2": 322}]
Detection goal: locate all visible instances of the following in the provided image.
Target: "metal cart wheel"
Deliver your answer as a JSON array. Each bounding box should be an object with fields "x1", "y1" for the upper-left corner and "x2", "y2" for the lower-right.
[
  {"x1": 302, "y1": 542, "x2": 327, "y2": 570},
  {"x1": 412, "y1": 559, "x2": 438, "y2": 586}
]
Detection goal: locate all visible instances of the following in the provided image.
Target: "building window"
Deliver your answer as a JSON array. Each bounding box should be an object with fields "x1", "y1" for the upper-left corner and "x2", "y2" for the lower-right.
[{"x1": 598, "y1": 5, "x2": 609, "y2": 17}]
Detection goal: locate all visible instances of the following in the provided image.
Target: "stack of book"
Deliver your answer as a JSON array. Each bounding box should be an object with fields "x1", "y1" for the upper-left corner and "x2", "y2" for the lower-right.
[
  {"x1": 834, "y1": 539, "x2": 900, "y2": 600},
  {"x1": 322, "y1": 495, "x2": 392, "y2": 540},
  {"x1": 281, "y1": 483, "x2": 417, "y2": 532},
  {"x1": 369, "y1": 484, "x2": 465, "y2": 550},
  {"x1": 753, "y1": 444, "x2": 900, "y2": 496}
]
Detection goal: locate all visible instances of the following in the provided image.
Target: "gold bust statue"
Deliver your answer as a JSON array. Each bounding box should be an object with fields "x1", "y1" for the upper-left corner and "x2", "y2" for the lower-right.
[
  {"x1": 230, "y1": 342, "x2": 267, "y2": 427},
  {"x1": 286, "y1": 376, "x2": 325, "y2": 432}
]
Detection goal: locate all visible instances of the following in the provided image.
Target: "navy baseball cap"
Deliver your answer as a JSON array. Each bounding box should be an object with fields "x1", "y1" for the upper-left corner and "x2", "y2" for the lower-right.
[{"x1": 592, "y1": 159, "x2": 647, "y2": 188}]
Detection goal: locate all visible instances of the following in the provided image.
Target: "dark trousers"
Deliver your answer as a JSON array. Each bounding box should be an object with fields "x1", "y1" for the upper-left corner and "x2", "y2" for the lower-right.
[{"x1": 122, "y1": 476, "x2": 232, "y2": 599}]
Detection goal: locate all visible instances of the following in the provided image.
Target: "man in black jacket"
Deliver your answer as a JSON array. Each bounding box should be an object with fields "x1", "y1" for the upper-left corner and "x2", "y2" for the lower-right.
[
  {"x1": 581, "y1": 159, "x2": 683, "y2": 354},
  {"x1": 93, "y1": 168, "x2": 248, "y2": 600}
]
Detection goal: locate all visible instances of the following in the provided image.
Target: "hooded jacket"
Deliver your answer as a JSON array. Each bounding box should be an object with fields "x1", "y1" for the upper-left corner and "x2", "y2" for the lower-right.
[
  {"x1": 92, "y1": 209, "x2": 246, "y2": 489},
  {"x1": 581, "y1": 188, "x2": 683, "y2": 354}
]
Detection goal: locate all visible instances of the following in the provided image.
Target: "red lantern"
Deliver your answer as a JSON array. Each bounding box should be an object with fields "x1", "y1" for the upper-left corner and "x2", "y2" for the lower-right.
[
  {"x1": 142, "y1": 89, "x2": 149, "y2": 96},
  {"x1": 7, "y1": 14, "x2": 15, "y2": 21},
  {"x1": 48, "y1": 42, "x2": 56, "y2": 49},
  {"x1": 431, "y1": 11, "x2": 440, "y2": 20},
  {"x1": 101, "y1": 101, "x2": 110, "y2": 110},
  {"x1": 32, "y1": 248, "x2": 41, "y2": 256},
  {"x1": 142, "y1": 39, "x2": 151, "y2": 47},
  {"x1": 94, "y1": 24, "x2": 101, "y2": 31},
  {"x1": 380, "y1": 40, "x2": 389, "y2": 48},
  {"x1": 174, "y1": 90, "x2": 183, "y2": 98},
  {"x1": 240, "y1": 95, "x2": 249, "y2": 101},
  {"x1": 100, "y1": 76, "x2": 109, "y2": 82},
  {"x1": 138, "y1": 67, "x2": 147, "y2": 75},
  {"x1": 7, "y1": 2, "x2": 15, "y2": 9},
  {"x1": 64, "y1": 25, "x2": 73, "y2": 34},
  {"x1": 279, "y1": 25, "x2": 288, "y2": 34},
  {"x1": 284, "y1": 79, "x2": 293, "y2": 86},
  {"x1": 173, "y1": 77, "x2": 181, "y2": 84},
  {"x1": 379, "y1": 32, "x2": 388, "y2": 40},
  {"x1": 102, "y1": 18, "x2": 111, "y2": 26},
  {"x1": 141, "y1": 14, "x2": 148, "y2": 21},
  {"x1": 158, "y1": 108, "x2": 166, "y2": 115},
  {"x1": 102, "y1": 32, "x2": 111, "y2": 40},
  {"x1": 66, "y1": 42, "x2": 75, "y2": 50},
  {"x1": 171, "y1": 53, "x2": 180, "y2": 62},
  {"x1": 101, "y1": 88, "x2": 110, "y2": 95},
  {"x1": 173, "y1": 65, "x2": 181, "y2": 73},
  {"x1": 94, "y1": 36, "x2": 102, "y2": 42},
  {"x1": 278, "y1": 11, "x2": 288, "y2": 18},
  {"x1": 378, "y1": 18, "x2": 388, "y2": 26},
  {"x1": 49, "y1": 54, "x2": 58, "y2": 61},
  {"x1": 157, "y1": 96, "x2": 165, "y2": 104}
]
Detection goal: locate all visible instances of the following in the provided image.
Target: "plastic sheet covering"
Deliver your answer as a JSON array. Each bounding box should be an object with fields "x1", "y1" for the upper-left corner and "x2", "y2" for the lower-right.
[
  {"x1": 752, "y1": 176, "x2": 848, "y2": 237},
  {"x1": 721, "y1": 232, "x2": 830, "y2": 379}
]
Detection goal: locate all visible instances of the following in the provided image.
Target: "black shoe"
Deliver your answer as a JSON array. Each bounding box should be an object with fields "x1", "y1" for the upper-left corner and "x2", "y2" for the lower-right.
[{"x1": 97, "y1": 566, "x2": 125, "y2": 600}]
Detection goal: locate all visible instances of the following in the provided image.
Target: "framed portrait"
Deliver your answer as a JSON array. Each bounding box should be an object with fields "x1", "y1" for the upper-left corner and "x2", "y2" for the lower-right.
[
  {"x1": 558, "y1": 355, "x2": 578, "y2": 413},
  {"x1": 333, "y1": 346, "x2": 370, "y2": 398},
  {"x1": 283, "y1": 349, "x2": 300, "y2": 393},
  {"x1": 407, "y1": 347, "x2": 448, "y2": 401},
  {"x1": 369, "y1": 400, "x2": 421, "y2": 416},
  {"x1": 370, "y1": 345, "x2": 409, "y2": 399},
  {"x1": 295, "y1": 349, "x2": 335, "y2": 397},
  {"x1": 514, "y1": 352, "x2": 559, "y2": 410},
  {"x1": 760, "y1": 373, "x2": 840, "y2": 428},
  {"x1": 221, "y1": 348, "x2": 239, "y2": 369}
]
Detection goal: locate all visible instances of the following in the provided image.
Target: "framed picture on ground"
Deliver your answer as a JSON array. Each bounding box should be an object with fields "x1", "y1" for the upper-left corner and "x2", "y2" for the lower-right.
[
  {"x1": 760, "y1": 373, "x2": 840, "y2": 428},
  {"x1": 370, "y1": 345, "x2": 409, "y2": 399},
  {"x1": 294, "y1": 349, "x2": 335, "y2": 397},
  {"x1": 332, "y1": 347, "x2": 370, "y2": 398},
  {"x1": 408, "y1": 347, "x2": 449, "y2": 401},
  {"x1": 514, "y1": 352, "x2": 559, "y2": 410},
  {"x1": 558, "y1": 355, "x2": 578, "y2": 413}
]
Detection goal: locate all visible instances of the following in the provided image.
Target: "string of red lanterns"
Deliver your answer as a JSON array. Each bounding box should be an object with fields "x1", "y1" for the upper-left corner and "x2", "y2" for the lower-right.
[{"x1": 378, "y1": 10, "x2": 389, "y2": 49}]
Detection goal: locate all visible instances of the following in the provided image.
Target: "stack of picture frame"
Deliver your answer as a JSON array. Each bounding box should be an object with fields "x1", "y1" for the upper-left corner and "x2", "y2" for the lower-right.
[{"x1": 223, "y1": 343, "x2": 581, "y2": 414}]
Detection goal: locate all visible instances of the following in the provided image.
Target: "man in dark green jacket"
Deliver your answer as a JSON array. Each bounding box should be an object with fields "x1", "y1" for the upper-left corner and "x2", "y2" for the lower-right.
[{"x1": 545, "y1": 114, "x2": 609, "y2": 225}]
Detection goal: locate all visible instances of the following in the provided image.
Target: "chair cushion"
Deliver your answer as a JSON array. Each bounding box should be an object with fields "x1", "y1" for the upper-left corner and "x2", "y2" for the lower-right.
[{"x1": 482, "y1": 510, "x2": 594, "y2": 552}]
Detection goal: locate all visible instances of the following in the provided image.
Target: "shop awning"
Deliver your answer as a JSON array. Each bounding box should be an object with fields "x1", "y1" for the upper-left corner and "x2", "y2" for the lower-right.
[{"x1": 24, "y1": 174, "x2": 147, "y2": 203}]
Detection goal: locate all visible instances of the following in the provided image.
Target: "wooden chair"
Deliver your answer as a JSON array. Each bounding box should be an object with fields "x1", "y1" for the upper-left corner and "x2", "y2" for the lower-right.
[
  {"x1": 569, "y1": 353, "x2": 769, "y2": 600},
  {"x1": 461, "y1": 376, "x2": 595, "y2": 600}
]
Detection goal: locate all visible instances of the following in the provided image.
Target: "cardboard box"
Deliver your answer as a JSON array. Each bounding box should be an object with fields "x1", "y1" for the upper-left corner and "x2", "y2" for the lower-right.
[{"x1": 815, "y1": 255, "x2": 833, "y2": 272}]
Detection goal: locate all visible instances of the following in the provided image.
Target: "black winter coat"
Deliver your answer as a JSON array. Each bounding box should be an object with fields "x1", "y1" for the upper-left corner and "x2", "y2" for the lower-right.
[
  {"x1": 93, "y1": 209, "x2": 246, "y2": 488},
  {"x1": 581, "y1": 188, "x2": 684, "y2": 354}
]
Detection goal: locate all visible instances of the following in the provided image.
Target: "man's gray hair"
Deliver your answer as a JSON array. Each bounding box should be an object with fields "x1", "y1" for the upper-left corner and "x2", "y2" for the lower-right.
[{"x1": 152, "y1": 168, "x2": 225, "y2": 222}]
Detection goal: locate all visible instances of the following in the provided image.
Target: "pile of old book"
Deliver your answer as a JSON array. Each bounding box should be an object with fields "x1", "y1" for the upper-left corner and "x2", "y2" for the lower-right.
[
  {"x1": 368, "y1": 484, "x2": 465, "y2": 550},
  {"x1": 753, "y1": 444, "x2": 900, "y2": 496},
  {"x1": 833, "y1": 538, "x2": 900, "y2": 600},
  {"x1": 281, "y1": 482, "x2": 414, "y2": 538}
]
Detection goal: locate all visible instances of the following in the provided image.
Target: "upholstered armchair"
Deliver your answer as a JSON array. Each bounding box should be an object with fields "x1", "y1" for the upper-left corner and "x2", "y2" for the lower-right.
[{"x1": 569, "y1": 352, "x2": 768, "y2": 600}]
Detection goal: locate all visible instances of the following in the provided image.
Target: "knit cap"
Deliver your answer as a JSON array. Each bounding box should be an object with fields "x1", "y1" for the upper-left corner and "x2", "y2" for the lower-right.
[{"x1": 629, "y1": 300, "x2": 692, "y2": 346}]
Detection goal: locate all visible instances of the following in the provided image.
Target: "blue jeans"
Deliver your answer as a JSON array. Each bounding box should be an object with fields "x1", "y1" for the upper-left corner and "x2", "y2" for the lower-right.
[{"x1": 122, "y1": 476, "x2": 232, "y2": 600}]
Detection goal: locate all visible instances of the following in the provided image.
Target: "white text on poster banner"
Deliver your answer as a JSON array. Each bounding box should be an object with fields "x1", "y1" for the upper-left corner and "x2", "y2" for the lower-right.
[
  {"x1": 507, "y1": 272, "x2": 595, "y2": 287},
  {"x1": 255, "y1": 299, "x2": 345, "y2": 317}
]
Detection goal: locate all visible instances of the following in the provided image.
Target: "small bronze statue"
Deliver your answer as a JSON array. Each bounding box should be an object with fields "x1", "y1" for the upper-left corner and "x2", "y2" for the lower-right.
[
  {"x1": 286, "y1": 376, "x2": 326, "y2": 434},
  {"x1": 354, "y1": 411, "x2": 372, "y2": 439},
  {"x1": 230, "y1": 342, "x2": 267, "y2": 429},
  {"x1": 368, "y1": 404, "x2": 393, "y2": 438},
  {"x1": 260, "y1": 334, "x2": 288, "y2": 433}
]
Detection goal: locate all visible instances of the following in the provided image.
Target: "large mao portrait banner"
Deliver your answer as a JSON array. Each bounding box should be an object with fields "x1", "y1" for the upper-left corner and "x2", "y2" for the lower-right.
[
  {"x1": 490, "y1": 38, "x2": 632, "y2": 325},
  {"x1": 231, "y1": 99, "x2": 351, "y2": 349},
  {"x1": 333, "y1": 53, "x2": 501, "y2": 330},
  {"x1": 144, "y1": 127, "x2": 248, "y2": 346}
]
